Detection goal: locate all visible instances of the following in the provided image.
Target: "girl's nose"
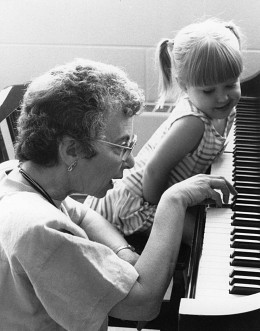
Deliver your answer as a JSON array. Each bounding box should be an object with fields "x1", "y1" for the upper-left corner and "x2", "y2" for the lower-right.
[{"x1": 216, "y1": 89, "x2": 229, "y2": 103}]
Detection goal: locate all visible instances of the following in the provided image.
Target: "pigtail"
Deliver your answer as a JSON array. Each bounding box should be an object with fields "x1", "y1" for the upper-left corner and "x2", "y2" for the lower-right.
[
  {"x1": 156, "y1": 39, "x2": 174, "y2": 108},
  {"x1": 225, "y1": 22, "x2": 242, "y2": 49}
]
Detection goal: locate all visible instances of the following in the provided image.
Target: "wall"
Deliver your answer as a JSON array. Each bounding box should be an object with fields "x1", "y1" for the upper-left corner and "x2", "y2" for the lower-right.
[{"x1": 0, "y1": 0, "x2": 259, "y2": 104}]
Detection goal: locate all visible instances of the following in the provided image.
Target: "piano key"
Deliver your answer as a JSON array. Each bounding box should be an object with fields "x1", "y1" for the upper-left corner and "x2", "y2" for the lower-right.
[
  {"x1": 233, "y1": 174, "x2": 260, "y2": 182},
  {"x1": 195, "y1": 208, "x2": 234, "y2": 299},
  {"x1": 232, "y1": 211, "x2": 260, "y2": 219},
  {"x1": 230, "y1": 256, "x2": 260, "y2": 268},
  {"x1": 230, "y1": 238, "x2": 260, "y2": 250},
  {"x1": 232, "y1": 203, "x2": 260, "y2": 213},
  {"x1": 230, "y1": 267, "x2": 260, "y2": 277},
  {"x1": 230, "y1": 248, "x2": 260, "y2": 257},
  {"x1": 230, "y1": 284, "x2": 260, "y2": 295},
  {"x1": 235, "y1": 185, "x2": 260, "y2": 194},
  {"x1": 233, "y1": 195, "x2": 260, "y2": 201},
  {"x1": 230, "y1": 275, "x2": 260, "y2": 285}
]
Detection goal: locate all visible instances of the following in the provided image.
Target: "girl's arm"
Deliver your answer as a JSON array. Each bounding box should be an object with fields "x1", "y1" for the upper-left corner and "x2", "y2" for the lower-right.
[{"x1": 142, "y1": 115, "x2": 204, "y2": 204}]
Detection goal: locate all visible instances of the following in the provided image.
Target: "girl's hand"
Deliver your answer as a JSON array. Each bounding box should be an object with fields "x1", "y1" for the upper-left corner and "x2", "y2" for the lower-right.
[{"x1": 163, "y1": 174, "x2": 237, "y2": 208}]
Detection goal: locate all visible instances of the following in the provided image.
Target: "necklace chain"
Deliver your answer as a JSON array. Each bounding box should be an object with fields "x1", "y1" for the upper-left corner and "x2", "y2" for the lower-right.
[{"x1": 18, "y1": 164, "x2": 57, "y2": 208}]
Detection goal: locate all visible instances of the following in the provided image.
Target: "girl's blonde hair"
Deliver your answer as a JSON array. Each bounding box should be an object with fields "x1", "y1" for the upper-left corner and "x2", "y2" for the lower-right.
[{"x1": 156, "y1": 18, "x2": 244, "y2": 107}]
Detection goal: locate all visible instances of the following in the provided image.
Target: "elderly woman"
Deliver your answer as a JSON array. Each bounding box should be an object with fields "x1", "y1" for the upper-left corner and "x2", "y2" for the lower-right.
[{"x1": 0, "y1": 58, "x2": 236, "y2": 331}]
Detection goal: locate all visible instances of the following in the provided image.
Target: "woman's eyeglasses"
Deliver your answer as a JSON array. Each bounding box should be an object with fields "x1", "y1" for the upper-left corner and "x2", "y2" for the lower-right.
[{"x1": 96, "y1": 134, "x2": 137, "y2": 161}]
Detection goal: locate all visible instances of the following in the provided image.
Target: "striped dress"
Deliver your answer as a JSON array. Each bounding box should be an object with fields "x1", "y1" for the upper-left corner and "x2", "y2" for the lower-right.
[{"x1": 85, "y1": 95, "x2": 236, "y2": 235}]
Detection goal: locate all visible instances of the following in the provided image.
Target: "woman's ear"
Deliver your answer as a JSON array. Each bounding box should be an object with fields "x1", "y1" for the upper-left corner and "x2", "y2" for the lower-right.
[{"x1": 59, "y1": 136, "x2": 78, "y2": 165}]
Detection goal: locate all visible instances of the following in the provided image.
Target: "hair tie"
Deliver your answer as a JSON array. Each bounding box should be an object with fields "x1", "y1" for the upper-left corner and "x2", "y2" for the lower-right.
[
  {"x1": 225, "y1": 25, "x2": 233, "y2": 32},
  {"x1": 225, "y1": 24, "x2": 240, "y2": 46},
  {"x1": 167, "y1": 40, "x2": 174, "y2": 52}
]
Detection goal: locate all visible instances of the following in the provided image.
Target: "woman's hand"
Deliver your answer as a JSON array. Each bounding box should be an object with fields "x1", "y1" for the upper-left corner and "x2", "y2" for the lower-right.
[
  {"x1": 163, "y1": 174, "x2": 237, "y2": 208},
  {"x1": 116, "y1": 249, "x2": 140, "y2": 266}
]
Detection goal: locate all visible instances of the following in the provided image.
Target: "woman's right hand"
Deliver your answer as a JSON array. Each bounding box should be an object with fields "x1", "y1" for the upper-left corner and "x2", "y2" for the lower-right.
[{"x1": 163, "y1": 174, "x2": 237, "y2": 208}]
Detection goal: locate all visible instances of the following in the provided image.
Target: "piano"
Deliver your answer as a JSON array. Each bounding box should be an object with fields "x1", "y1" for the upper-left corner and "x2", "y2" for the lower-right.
[{"x1": 178, "y1": 72, "x2": 260, "y2": 331}]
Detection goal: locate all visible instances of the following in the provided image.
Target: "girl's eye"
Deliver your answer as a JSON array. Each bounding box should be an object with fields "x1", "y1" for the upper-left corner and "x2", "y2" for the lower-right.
[
  {"x1": 203, "y1": 90, "x2": 214, "y2": 94},
  {"x1": 226, "y1": 84, "x2": 236, "y2": 88}
]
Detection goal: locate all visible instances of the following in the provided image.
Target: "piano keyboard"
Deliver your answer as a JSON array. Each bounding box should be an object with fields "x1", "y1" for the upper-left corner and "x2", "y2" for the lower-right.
[{"x1": 195, "y1": 96, "x2": 260, "y2": 300}]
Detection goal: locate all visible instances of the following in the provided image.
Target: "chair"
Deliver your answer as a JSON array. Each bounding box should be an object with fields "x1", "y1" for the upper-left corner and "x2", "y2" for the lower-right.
[{"x1": 0, "y1": 84, "x2": 27, "y2": 162}]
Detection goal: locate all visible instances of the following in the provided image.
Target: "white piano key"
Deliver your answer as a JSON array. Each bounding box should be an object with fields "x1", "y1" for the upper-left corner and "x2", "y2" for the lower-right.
[{"x1": 195, "y1": 208, "x2": 235, "y2": 299}]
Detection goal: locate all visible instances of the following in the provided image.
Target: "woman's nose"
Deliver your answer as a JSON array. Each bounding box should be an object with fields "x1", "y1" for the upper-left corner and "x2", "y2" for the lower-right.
[{"x1": 123, "y1": 153, "x2": 135, "y2": 169}]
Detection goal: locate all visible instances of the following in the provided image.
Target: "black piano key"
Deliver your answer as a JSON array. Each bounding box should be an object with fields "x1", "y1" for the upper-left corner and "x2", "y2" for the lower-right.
[
  {"x1": 235, "y1": 128, "x2": 260, "y2": 134},
  {"x1": 234, "y1": 156, "x2": 260, "y2": 162},
  {"x1": 232, "y1": 199, "x2": 260, "y2": 207},
  {"x1": 232, "y1": 169, "x2": 260, "y2": 180},
  {"x1": 233, "y1": 182, "x2": 260, "y2": 189},
  {"x1": 232, "y1": 194, "x2": 260, "y2": 201},
  {"x1": 235, "y1": 185, "x2": 260, "y2": 194},
  {"x1": 234, "y1": 140, "x2": 260, "y2": 147},
  {"x1": 230, "y1": 239, "x2": 260, "y2": 250},
  {"x1": 232, "y1": 203, "x2": 260, "y2": 213},
  {"x1": 234, "y1": 148, "x2": 260, "y2": 155},
  {"x1": 232, "y1": 211, "x2": 260, "y2": 219},
  {"x1": 234, "y1": 159, "x2": 260, "y2": 166},
  {"x1": 230, "y1": 276, "x2": 260, "y2": 285},
  {"x1": 236, "y1": 117, "x2": 260, "y2": 120},
  {"x1": 230, "y1": 268, "x2": 260, "y2": 278},
  {"x1": 231, "y1": 233, "x2": 260, "y2": 241},
  {"x1": 230, "y1": 248, "x2": 260, "y2": 258},
  {"x1": 235, "y1": 136, "x2": 260, "y2": 142},
  {"x1": 230, "y1": 246, "x2": 260, "y2": 268},
  {"x1": 229, "y1": 284, "x2": 260, "y2": 295},
  {"x1": 235, "y1": 129, "x2": 260, "y2": 133},
  {"x1": 231, "y1": 227, "x2": 260, "y2": 235},
  {"x1": 234, "y1": 153, "x2": 260, "y2": 160},
  {"x1": 233, "y1": 175, "x2": 260, "y2": 182},
  {"x1": 232, "y1": 218, "x2": 260, "y2": 227},
  {"x1": 235, "y1": 118, "x2": 260, "y2": 123},
  {"x1": 234, "y1": 165, "x2": 260, "y2": 172},
  {"x1": 231, "y1": 257, "x2": 260, "y2": 268}
]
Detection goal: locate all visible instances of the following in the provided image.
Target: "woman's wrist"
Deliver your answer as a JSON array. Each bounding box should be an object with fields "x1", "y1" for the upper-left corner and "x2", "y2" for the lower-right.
[
  {"x1": 115, "y1": 245, "x2": 139, "y2": 265},
  {"x1": 114, "y1": 244, "x2": 135, "y2": 255}
]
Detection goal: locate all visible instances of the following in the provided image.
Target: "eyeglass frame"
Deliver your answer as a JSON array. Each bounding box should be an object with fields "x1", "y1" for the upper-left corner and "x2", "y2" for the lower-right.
[{"x1": 95, "y1": 134, "x2": 137, "y2": 161}]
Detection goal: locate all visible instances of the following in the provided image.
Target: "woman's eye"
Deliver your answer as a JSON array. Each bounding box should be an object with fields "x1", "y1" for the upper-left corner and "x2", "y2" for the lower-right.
[{"x1": 121, "y1": 141, "x2": 129, "y2": 148}]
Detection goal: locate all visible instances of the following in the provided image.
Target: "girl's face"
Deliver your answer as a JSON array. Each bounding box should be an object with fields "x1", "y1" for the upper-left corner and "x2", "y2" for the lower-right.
[{"x1": 185, "y1": 78, "x2": 241, "y2": 119}]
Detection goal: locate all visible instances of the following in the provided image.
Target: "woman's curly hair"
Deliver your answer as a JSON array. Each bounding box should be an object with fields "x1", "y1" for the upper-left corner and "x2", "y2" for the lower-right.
[{"x1": 15, "y1": 58, "x2": 144, "y2": 166}]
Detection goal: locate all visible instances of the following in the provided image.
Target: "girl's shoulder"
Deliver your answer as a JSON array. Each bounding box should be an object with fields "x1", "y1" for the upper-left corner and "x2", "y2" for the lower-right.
[{"x1": 170, "y1": 95, "x2": 208, "y2": 121}]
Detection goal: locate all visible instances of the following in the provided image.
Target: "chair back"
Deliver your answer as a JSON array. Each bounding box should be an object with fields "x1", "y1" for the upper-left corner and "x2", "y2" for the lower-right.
[{"x1": 0, "y1": 84, "x2": 27, "y2": 162}]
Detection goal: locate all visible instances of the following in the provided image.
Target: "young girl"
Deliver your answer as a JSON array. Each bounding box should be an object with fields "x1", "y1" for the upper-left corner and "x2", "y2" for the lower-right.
[{"x1": 85, "y1": 18, "x2": 243, "y2": 237}]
